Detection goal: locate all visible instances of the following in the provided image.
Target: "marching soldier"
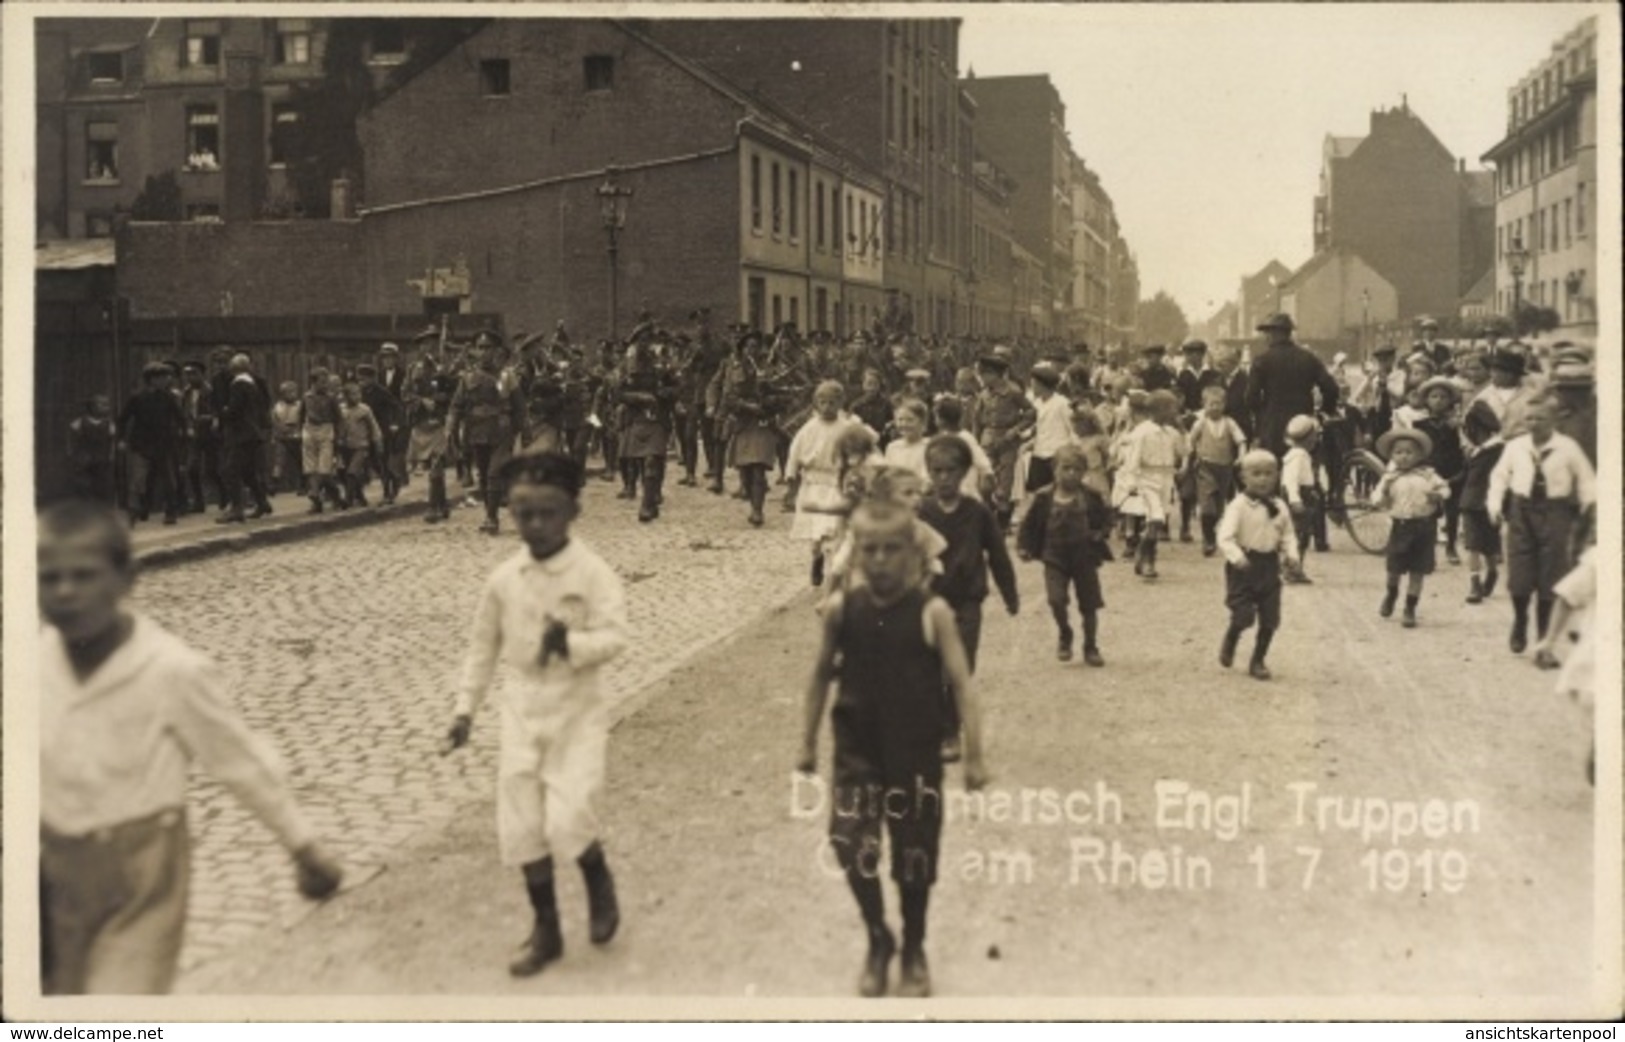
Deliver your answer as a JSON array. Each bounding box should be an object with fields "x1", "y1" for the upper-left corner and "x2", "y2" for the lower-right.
[
  {"x1": 619, "y1": 324, "x2": 680, "y2": 522},
  {"x1": 407, "y1": 351, "x2": 460, "y2": 524},
  {"x1": 716, "y1": 331, "x2": 782, "y2": 527},
  {"x1": 973, "y1": 351, "x2": 1037, "y2": 532},
  {"x1": 591, "y1": 340, "x2": 623, "y2": 486},
  {"x1": 448, "y1": 331, "x2": 524, "y2": 535}
]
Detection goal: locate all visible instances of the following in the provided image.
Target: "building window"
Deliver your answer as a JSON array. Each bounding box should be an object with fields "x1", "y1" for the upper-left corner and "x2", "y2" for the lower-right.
[
  {"x1": 186, "y1": 203, "x2": 222, "y2": 223},
  {"x1": 750, "y1": 155, "x2": 762, "y2": 232},
  {"x1": 275, "y1": 20, "x2": 311, "y2": 65},
  {"x1": 887, "y1": 76, "x2": 896, "y2": 144},
  {"x1": 815, "y1": 181, "x2": 825, "y2": 248},
  {"x1": 789, "y1": 296, "x2": 799, "y2": 329},
  {"x1": 830, "y1": 186, "x2": 841, "y2": 248},
  {"x1": 184, "y1": 21, "x2": 220, "y2": 67},
  {"x1": 269, "y1": 103, "x2": 299, "y2": 165},
  {"x1": 480, "y1": 60, "x2": 511, "y2": 97},
  {"x1": 771, "y1": 162, "x2": 782, "y2": 235},
  {"x1": 772, "y1": 295, "x2": 783, "y2": 330},
  {"x1": 87, "y1": 51, "x2": 124, "y2": 83},
  {"x1": 858, "y1": 199, "x2": 868, "y2": 256},
  {"x1": 85, "y1": 121, "x2": 119, "y2": 181},
  {"x1": 816, "y1": 288, "x2": 828, "y2": 332},
  {"x1": 584, "y1": 55, "x2": 614, "y2": 92},
  {"x1": 846, "y1": 193, "x2": 855, "y2": 253},
  {"x1": 788, "y1": 170, "x2": 799, "y2": 240},
  {"x1": 1576, "y1": 183, "x2": 1585, "y2": 236},
  {"x1": 747, "y1": 277, "x2": 765, "y2": 331},
  {"x1": 185, "y1": 106, "x2": 220, "y2": 170},
  {"x1": 371, "y1": 23, "x2": 406, "y2": 61}
]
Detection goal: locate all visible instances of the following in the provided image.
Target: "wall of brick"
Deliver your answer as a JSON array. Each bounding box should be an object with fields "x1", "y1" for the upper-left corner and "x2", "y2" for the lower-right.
[
  {"x1": 116, "y1": 219, "x2": 366, "y2": 317},
  {"x1": 358, "y1": 20, "x2": 745, "y2": 209},
  {"x1": 1328, "y1": 112, "x2": 1462, "y2": 321},
  {"x1": 360, "y1": 154, "x2": 742, "y2": 335}
]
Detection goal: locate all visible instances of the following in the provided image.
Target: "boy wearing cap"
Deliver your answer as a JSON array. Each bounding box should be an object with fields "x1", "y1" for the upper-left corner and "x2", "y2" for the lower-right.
[
  {"x1": 1459, "y1": 400, "x2": 1505, "y2": 604},
  {"x1": 1374, "y1": 428, "x2": 1450, "y2": 628},
  {"x1": 1216, "y1": 450, "x2": 1297, "y2": 680},
  {"x1": 1025, "y1": 363, "x2": 1072, "y2": 495},
  {"x1": 442, "y1": 452, "x2": 627, "y2": 977},
  {"x1": 117, "y1": 364, "x2": 188, "y2": 526},
  {"x1": 1414, "y1": 376, "x2": 1466, "y2": 565},
  {"x1": 38, "y1": 501, "x2": 343, "y2": 994},
  {"x1": 1279, "y1": 415, "x2": 1324, "y2": 583},
  {"x1": 1487, "y1": 395, "x2": 1596, "y2": 654}
]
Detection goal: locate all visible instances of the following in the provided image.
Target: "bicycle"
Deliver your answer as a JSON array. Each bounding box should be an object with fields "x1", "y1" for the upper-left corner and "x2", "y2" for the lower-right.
[{"x1": 1334, "y1": 447, "x2": 1392, "y2": 554}]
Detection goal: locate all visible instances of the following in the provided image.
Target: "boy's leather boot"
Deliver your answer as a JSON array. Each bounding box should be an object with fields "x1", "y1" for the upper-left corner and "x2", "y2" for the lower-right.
[
  {"x1": 510, "y1": 857, "x2": 563, "y2": 978},
  {"x1": 578, "y1": 842, "x2": 620, "y2": 945}
]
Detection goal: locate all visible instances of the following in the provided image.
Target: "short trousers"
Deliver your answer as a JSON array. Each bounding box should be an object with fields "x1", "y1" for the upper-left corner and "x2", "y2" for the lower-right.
[
  {"x1": 1386, "y1": 516, "x2": 1438, "y2": 576},
  {"x1": 1460, "y1": 508, "x2": 1501, "y2": 557},
  {"x1": 1224, "y1": 550, "x2": 1282, "y2": 631}
]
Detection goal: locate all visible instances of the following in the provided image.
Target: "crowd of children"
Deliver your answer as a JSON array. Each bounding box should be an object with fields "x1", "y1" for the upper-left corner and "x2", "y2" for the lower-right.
[{"x1": 39, "y1": 319, "x2": 1600, "y2": 1001}]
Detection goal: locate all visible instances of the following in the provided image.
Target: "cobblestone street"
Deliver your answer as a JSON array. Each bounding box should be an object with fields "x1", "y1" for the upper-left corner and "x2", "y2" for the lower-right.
[
  {"x1": 154, "y1": 495, "x2": 1594, "y2": 1002},
  {"x1": 129, "y1": 478, "x2": 812, "y2": 974}
]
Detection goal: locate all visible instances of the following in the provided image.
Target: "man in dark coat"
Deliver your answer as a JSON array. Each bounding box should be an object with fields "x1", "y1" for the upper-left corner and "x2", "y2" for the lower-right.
[
  {"x1": 1245, "y1": 313, "x2": 1341, "y2": 458},
  {"x1": 216, "y1": 354, "x2": 273, "y2": 522},
  {"x1": 1137, "y1": 344, "x2": 1175, "y2": 393}
]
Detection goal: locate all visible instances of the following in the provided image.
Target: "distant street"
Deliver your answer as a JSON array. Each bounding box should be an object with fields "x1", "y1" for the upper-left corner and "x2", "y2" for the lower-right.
[{"x1": 149, "y1": 487, "x2": 1592, "y2": 1000}]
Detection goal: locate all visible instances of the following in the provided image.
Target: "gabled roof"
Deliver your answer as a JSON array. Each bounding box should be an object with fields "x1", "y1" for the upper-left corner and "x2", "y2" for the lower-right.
[
  {"x1": 1280, "y1": 249, "x2": 1339, "y2": 292},
  {"x1": 1460, "y1": 266, "x2": 1495, "y2": 305}
]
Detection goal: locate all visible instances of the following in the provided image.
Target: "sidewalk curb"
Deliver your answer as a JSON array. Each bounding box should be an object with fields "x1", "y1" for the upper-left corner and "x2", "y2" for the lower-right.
[{"x1": 136, "y1": 500, "x2": 429, "y2": 570}]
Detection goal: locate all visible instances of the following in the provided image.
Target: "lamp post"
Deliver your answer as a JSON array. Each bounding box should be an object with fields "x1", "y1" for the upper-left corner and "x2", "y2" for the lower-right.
[
  {"x1": 1361, "y1": 287, "x2": 1371, "y2": 366},
  {"x1": 1506, "y1": 236, "x2": 1529, "y2": 332},
  {"x1": 596, "y1": 166, "x2": 634, "y2": 340}
]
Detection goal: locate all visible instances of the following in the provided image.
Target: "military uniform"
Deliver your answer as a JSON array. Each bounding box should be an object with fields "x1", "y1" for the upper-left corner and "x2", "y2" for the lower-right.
[
  {"x1": 408, "y1": 364, "x2": 459, "y2": 522},
  {"x1": 975, "y1": 375, "x2": 1037, "y2": 528},
  {"x1": 716, "y1": 342, "x2": 781, "y2": 526},
  {"x1": 618, "y1": 344, "x2": 678, "y2": 522},
  {"x1": 449, "y1": 363, "x2": 524, "y2": 532}
]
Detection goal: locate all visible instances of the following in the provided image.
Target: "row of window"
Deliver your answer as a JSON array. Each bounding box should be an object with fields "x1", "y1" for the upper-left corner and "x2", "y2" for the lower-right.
[
  {"x1": 81, "y1": 102, "x2": 303, "y2": 183},
  {"x1": 1497, "y1": 184, "x2": 1587, "y2": 260},
  {"x1": 748, "y1": 154, "x2": 883, "y2": 259},
  {"x1": 81, "y1": 20, "x2": 312, "y2": 86},
  {"x1": 743, "y1": 278, "x2": 877, "y2": 336},
  {"x1": 1498, "y1": 272, "x2": 1588, "y2": 321},
  {"x1": 478, "y1": 56, "x2": 614, "y2": 97},
  {"x1": 1497, "y1": 113, "x2": 1581, "y2": 194},
  {"x1": 1507, "y1": 35, "x2": 1595, "y2": 129}
]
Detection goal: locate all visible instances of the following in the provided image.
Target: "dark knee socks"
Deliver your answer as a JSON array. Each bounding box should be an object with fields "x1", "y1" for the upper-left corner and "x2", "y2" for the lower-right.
[
  {"x1": 1253, "y1": 625, "x2": 1275, "y2": 663},
  {"x1": 1536, "y1": 597, "x2": 1554, "y2": 639},
  {"x1": 900, "y1": 885, "x2": 930, "y2": 953},
  {"x1": 1513, "y1": 593, "x2": 1531, "y2": 637},
  {"x1": 521, "y1": 856, "x2": 557, "y2": 916},
  {"x1": 847, "y1": 870, "x2": 886, "y2": 934},
  {"x1": 1081, "y1": 610, "x2": 1099, "y2": 651},
  {"x1": 1050, "y1": 603, "x2": 1072, "y2": 645}
]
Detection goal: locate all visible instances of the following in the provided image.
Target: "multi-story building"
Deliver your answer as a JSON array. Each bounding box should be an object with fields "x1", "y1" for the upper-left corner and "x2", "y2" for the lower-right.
[
  {"x1": 1480, "y1": 15, "x2": 1599, "y2": 338},
  {"x1": 643, "y1": 19, "x2": 975, "y2": 337},
  {"x1": 1068, "y1": 154, "x2": 1120, "y2": 349},
  {"x1": 351, "y1": 19, "x2": 886, "y2": 334},
  {"x1": 1312, "y1": 100, "x2": 1494, "y2": 322},
  {"x1": 969, "y1": 158, "x2": 1018, "y2": 339},
  {"x1": 37, "y1": 16, "x2": 335, "y2": 237},
  {"x1": 960, "y1": 73, "x2": 1074, "y2": 337},
  {"x1": 1106, "y1": 233, "x2": 1139, "y2": 348}
]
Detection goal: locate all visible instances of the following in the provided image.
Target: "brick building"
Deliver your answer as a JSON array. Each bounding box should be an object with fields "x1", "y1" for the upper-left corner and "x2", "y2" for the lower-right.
[
  {"x1": 1312, "y1": 101, "x2": 1494, "y2": 323},
  {"x1": 358, "y1": 19, "x2": 887, "y2": 334},
  {"x1": 960, "y1": 74, "x2": 1074, "y2": 336},
  {"x1": 1480, "y1": 15, "x2": 1599, "y2": 339},
  {"x1": 644, "y1": 19, "x2": 975, "y2": 337},
  {"x1": 36, "y1": 16, "x2": 340, "y2": 238}
]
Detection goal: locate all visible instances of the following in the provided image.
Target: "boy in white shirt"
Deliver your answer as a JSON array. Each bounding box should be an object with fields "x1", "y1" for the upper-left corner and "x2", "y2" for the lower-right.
[
  {"x1": 443, "y1": 452, "x2": 629, "y2": 978},
  {"x1": 1024, "y1": 363, "x2": 1073, "y2": 494},
  {"x1": 1279, "y1": 415, "x2": 1324, "y2": 584},
  {"x1": 38, "y1": 501, "x2": 342, "y2": 994},
  {"x1": 1216, "y1": 451, "x2": 1298, "y2": 680}
]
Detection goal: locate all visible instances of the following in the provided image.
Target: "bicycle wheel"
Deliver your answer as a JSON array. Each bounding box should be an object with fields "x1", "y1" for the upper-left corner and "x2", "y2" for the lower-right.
[{"x1": 1340, "y1": 449, "x2": 1391, "y2": 555}]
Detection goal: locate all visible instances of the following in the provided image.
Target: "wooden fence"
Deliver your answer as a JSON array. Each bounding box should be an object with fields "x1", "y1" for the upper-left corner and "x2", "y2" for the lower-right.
[{"x1": 34, "y1": 304, "x2": 504, "y2": 503}]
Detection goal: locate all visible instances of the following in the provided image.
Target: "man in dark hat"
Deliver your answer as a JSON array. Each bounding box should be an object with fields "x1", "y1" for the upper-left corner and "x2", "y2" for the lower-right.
[
  {"x1": 974, "y1": 352, "x2": 1037, "y2": 531},
  {"x1": 1137, "y1": 344, "x2": 1175, "y2": 393},
  {"x1": 1474, "y1": 347, "x2": 1536, "y2": 441},
  {"x1": 358, "y1": 362, "x2": 406, "y2": 504},
  {"x1": 118, "y1": 362, "x2": 188, "y2": 525},
  {"x1": 1245, "y1": 314, "x2": 1341, "y2": 458},
  {"x1": 215, "y1": 354, "x2": 274, "y2": 523},
  {"x1": 1175, "y1": 340, "x2": 1217, "y2": 415}
]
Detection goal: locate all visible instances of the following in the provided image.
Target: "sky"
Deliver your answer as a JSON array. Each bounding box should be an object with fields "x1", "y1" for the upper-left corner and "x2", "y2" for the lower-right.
[{"x1": 959, "y1": 3, "x2": 1603, "y2": 324}]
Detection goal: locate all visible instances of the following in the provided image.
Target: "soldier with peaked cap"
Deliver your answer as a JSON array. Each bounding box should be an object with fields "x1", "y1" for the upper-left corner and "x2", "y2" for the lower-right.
[
  {"x1": 715, "y1": 330, "x2": 782, "y2": 526},
  {"x1": 973, "y1": 351, "x2": 1037, "y2": 531},
  {"x1": 448, "y1": 332, "x2": 525, "y2": 534},
  {"x1": 618, "y1": 324, "x2": 680, "y2": 523},
  {"x1": 1245, "y1": 313, "x2": 1341, "y2": 458}
]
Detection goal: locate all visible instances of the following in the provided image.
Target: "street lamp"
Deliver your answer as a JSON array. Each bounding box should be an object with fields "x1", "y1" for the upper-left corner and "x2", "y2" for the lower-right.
[
  {"x1": 597, "y1": 166, "x2": 634, "y2": 339},
  {"x1": 1506, "y1": 236, "x2": 1530, "y2": 328},
  {"x1": 1361, "y1": 287, "x2": 1371, "y2": 365}
]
